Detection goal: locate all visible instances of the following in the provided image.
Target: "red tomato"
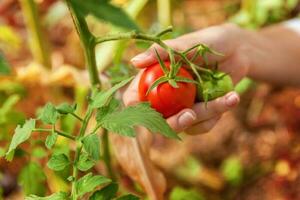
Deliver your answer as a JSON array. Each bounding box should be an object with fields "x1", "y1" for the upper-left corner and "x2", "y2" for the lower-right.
[{"x1": 138, "y1": 62, "x2": 196, "y2": 118}]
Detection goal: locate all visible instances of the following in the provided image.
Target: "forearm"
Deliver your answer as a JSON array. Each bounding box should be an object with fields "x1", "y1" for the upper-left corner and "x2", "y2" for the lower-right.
[{"x1": 246, "y1": 21, "x2": 300, "y2": 86}]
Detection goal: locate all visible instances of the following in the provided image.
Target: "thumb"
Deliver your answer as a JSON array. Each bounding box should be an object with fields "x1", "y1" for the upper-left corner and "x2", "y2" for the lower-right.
[{"x1": 166, "y1": 109, "x2": 197, "y2": 133}]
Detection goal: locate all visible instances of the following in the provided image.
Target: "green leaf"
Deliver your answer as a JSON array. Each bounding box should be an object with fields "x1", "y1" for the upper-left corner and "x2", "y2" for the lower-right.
[
  {"x1": 96, "y1": 98, "x2": 120, "y2": 121},
  {"x1": 69, "y1": 0, "x2": 139, "y2": 30},
  {"x1": 45, "y1": 131, "x2": 58, "y2": 149},
  {"x1": 25, "y1": 192, "x2": 69, "y2": 200},
  {"x1": 32, "y1": 147, "x2": 47, "y2": 158},
  {"x1": 154, "y1": 49, "x2": 168, "y2": 74},
  {"x1": 89, "y1": 182, "x2": 118, "y2": 200},
  {"x1": 169, "y1": 187, "x2": 204, "y2": 200},
  {"x1": 0, "y1": 53, "x2": 11, "y2": 75},
  {"x1": 38, "y1": 103, "x2": 59, "y2": 125},
  {"x1": 77, "y1": 152, "x2": 95, "y2": 171},
  {"x1": 56, "y1": 103, "x2": 76, "y2": 115},
  {"x1": 98, "y1": 103, "x2": 179, "y2": 139},
  {"x1": 174, "y1": 76, "x2": 199, "y2": 85},
  {"x1": 116, "y1": 194, "x2": 140, "y2": 200},
  {"x1": 91, "y1": 77, "x2": 133, "y2": 108},
  {"x1": 47, "y1": 154, "x2": 70, "y2": 171},
  {"x1": 76, "y1": 173, "x2": 111, "y2": 197},
  {"x1": 6, "y1": 119, "x2": 36, "y2": 156},
  {"x1": 146, "y1": 76, "x2": 169, "y2": 95},
  {"x1": 82, "y1": 133, "x2": 101, "y2": 160},
  {"x1": 18, "y1": 162, "x2": 46, "y2": 196}
]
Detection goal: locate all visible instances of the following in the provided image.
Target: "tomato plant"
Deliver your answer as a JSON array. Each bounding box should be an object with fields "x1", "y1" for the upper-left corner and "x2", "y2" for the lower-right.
[{"x1": 139, "y1": 62, "x2": 196, "y2": 118}]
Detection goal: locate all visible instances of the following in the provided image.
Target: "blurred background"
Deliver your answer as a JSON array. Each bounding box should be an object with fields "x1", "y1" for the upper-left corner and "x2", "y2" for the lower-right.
[{"x1": 1, "y1": 0, "x2": 300, "y2": 199}]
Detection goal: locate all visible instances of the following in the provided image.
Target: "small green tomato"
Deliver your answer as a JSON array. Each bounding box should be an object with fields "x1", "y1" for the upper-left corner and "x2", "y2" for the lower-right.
[{"x1": 197, "y1": 72, "x2": 234, "y2": 101}]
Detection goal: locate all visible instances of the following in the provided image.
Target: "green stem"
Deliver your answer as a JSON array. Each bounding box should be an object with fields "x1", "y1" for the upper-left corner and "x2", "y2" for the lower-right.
[
  {"x1": 19, "y1": 0, "x2": 51, "y2": 68},
  {"x1": 71, "y1": 113, "x2": 83, "y2": 122},
  {"x1": 94, "y1": 30, "x2": 169, "y2": 50},
  {"x1": 66, "y1": 0, "x2": 100, "y2": 87},
  {"x1": 70, "y1": 106, "x2": 93, "y2": 200},
  {"x1": 102, "y1": 129, "x2": 116, "y2": 180},
  {"x1": 33, "y1": 128, "x2": 76, "y2": 140}
]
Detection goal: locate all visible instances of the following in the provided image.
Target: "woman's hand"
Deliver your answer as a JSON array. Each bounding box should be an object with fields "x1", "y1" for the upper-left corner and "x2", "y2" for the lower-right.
[
  {"x1": 124, "y1": 22, "x2": 289, "y2": 135},
  {"x1": 123, "y1": 23, "x2": 249, "y2": 135}
]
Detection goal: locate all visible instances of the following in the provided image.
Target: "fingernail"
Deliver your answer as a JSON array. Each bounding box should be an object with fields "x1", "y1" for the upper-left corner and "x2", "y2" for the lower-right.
[
  {"x1": 131, "y1": 52, "x2": 150, "y2": 63},
  {"x1": 225, "y1": 92, "x2": 239, "y2": 107},
  {"x1": 178, "y1": 112, "x2": 196, "y2": 128}
]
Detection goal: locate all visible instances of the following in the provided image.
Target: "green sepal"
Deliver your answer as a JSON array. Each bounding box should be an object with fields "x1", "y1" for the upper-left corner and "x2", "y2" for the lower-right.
[
  {"x1": 168, "y1": 79, "x2": 179, "y2": 88},
  {"x1": 154, "y1": 48, "x2": 169, "y2": 74},
  {"x1": 174, "y1": 76, "x2": 199, "y2": 85},
  {"x1": 146, "y1": 76, "x2": 169, "y2": 95}
]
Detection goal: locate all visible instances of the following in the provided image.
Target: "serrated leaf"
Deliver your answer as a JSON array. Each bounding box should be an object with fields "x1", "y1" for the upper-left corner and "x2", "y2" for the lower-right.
[
  {"x1": 146, "y1": 76, "x2": 168, "y2": 95},
  {"x1": 25, "y1": 192, "x2": 69, "y2": 200},
  {"x1": 56, "y1": 103, "x2": 76, "y2": 115},
  {"x1": 96, "y1": 98, "x2": 120, "y2": 121},
  {"x1": 45, "y1": 131, "x2": 58, "y2": 149},
  {"x1": 0, "y1": 53, "x2": 11, "y2": 75},
  {"x1": 47, "y1": 154, "x2": 70, "y2": 171},
  {"x1": 19, "y1": 162, "x2": 46, "y2": 196},
  {"x1": 154, "y1": 49, "x2": 168, "y2": 74},
  {"x1": 82, "y1": 133, "x2": 100, "y2": 160},
  {"x1": 76, "y1": 173, "x2": 111, "y2": 197},
  {"x1": 38, "y1": 103, "x2": 58, "y2": 125},
  {"x1": 77, "y1": 152, "x2": 95, "y2": 171},
  {"x1": 6, "y1": 119, "x2": 35, "y2": 156},
  {"x1": 116, "y1": 194, "x2": 140, "y2": 200},
  {"x1": 69, "y1": 0, "x2": 139, "y2": 30},
  {"x1": 91, "y1": 77, "x2": 133, "y2": 108},
  {"x1": 89, "y1": 182, "x2": 118, "y2": 200},
  {"x1": 174, "y1": 76, "x2": 198, "y2": 84},
  {"x1": 98, "y1": 103, "x2": 179, "y2": 139}
]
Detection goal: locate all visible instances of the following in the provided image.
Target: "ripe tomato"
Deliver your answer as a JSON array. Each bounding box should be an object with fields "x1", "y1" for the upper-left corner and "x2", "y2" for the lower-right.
[{"x1": 138, "y1": 62, "x2": 196, "y2": 118}]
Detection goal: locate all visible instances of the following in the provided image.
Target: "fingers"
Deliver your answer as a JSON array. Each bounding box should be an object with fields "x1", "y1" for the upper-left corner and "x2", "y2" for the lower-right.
[
  {"x1": 192, "y1": 91, "x2": 239, "y2": 122},
  {"x1": 166, "y1": 109, "x2": 197, "y2": 132},
  {"x1": 130, "y1": 41, "x2": 177, "y2": 68},
  {"x1": 122, "y1": 71, "x2": 143, "y2": 106},
  {"x1": 166, "y1": 91, "x2": 240, "y2": 134},
  {"x1": 185, "y1": 116, "x2": 221, "y2": 135},
  {"x1": 131, "y1": 24, "x2": 239, "y2": 68}
]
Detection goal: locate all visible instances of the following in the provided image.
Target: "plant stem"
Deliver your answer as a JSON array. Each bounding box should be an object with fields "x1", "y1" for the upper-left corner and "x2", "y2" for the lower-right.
[
  {"x1": 19, "y1": 0, "x2": 51, "y2": 68},
  {"x1": 33, "y1": 128, "x2": 76, "y2": 140},
  {"x1": 71, "y1": 113, "x2": 83, "y2": 122},
  {"x1": 66, "y1": 0, "x2": 100, "y2": 87},
  {"x1": 102, "y1": 129, "x2": 116, "y2": 180},
  {"x1": 70, "y1": 106, "x2": 93, "y2": 200},
  {"x1": 94, "y1": 31, "x2": 168, "y2": 49}
]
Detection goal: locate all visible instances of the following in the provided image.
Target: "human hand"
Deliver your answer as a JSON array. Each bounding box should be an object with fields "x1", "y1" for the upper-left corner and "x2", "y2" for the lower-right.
[{"x1": 124, "y1": 23, "x2": 249, "y2": 135}]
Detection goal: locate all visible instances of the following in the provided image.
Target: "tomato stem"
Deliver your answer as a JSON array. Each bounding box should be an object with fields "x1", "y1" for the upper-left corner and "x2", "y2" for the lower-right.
[{"x1": 66, "y1": 0, "x2": 100, "y2": 88}]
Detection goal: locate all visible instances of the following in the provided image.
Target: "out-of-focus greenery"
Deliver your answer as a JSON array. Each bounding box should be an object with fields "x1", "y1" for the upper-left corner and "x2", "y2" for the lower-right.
[
  {"x1": 230, "y1": 0, "x2": 299, "y2": 29},
  {"x1": 169, "y1": 187, "x2": 205, "y2": 200}
]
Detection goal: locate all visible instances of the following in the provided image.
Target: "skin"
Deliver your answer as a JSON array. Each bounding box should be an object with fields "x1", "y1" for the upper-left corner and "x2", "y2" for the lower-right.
[{"x1": 123, "y1": 23, "x2": 300, "y2": 135}]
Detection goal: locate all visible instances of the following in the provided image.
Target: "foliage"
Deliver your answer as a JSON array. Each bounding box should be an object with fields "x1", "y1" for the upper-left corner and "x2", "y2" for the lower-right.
[
  {"x1": 230, "y1": 0, "x2": 299, "y2": 29},
  {"x1": 169, "y1": 187, "x2": 205, "y2": 200}
]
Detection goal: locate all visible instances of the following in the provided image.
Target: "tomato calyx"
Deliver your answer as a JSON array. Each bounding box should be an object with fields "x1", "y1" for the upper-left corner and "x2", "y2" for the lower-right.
[{"x1": 146, "y1": 50, "x2": 198, "y2": 95}]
